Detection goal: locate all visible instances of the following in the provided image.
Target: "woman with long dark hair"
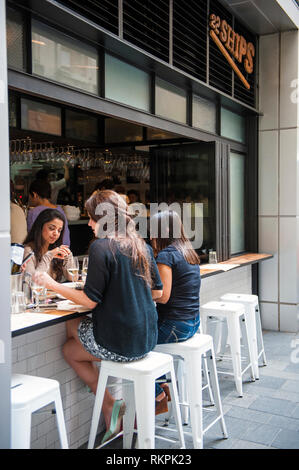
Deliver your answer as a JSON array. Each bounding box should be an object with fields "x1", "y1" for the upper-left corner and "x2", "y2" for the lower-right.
[
  {"x1": 23, "y1": 208, "x2": 73, "y2": 282},
  {"x1": 27, "y1": 179, "x2": 70, "y2": 246},
  {"x1": 32, "y1": 190, "x2": 163, "y2": 444},
  {"x1": 151, "y1": 210, "x2": 201, "y2": 412}
]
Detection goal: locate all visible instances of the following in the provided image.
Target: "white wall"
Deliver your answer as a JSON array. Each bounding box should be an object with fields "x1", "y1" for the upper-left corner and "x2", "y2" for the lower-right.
[{"x1": 258, "y1": 30, "x2": 299, "y2": 332}]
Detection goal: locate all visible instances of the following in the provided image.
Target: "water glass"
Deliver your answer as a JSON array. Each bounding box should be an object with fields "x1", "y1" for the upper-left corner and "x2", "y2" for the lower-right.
[
  {"x1": 209, "y1": 251, "x2": 217, "y2": 264},
  {"x1": 32, "y1": 282, "x2": 46, "y2": 312},
  {"x1": 11, "y1": 291, "x2": 26, "y2": 314}
]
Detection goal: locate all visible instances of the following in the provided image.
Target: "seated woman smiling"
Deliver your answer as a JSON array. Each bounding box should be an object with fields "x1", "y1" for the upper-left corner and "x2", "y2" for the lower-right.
[{"x1": 23, "y1": 208, "x2": 74, "y2": 282}]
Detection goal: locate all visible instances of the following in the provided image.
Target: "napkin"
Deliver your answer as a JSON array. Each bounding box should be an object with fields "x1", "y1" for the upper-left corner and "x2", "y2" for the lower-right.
[
  {"x1": 201, "y1": 263, "x2": 240, "y2": 271},
  {"x1": 56, "y1": 300, "x2": 87, "y2": 311}
]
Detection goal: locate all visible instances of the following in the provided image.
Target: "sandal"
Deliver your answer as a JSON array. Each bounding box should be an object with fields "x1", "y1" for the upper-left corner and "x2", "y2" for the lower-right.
[{"x1": 101, "y1": 399, "x2": 126, "y2": 445}]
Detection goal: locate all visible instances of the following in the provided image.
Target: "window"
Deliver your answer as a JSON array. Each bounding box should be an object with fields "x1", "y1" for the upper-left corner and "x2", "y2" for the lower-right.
[
  {"x1": 105, "y1": 54, "x2": 151, "y2": 112},
  {"x1": 155, "y1": 78, "x2": 187, "y2": 124},
  {"x1": 105, "y1": 118, "x2": 143, "y2": 143},
  {"x1": 221, "y1": 108, "x2": 246, "y2": 143},
  {"x1": 21, "y1": 98, "x2": 61, "y2": 136},
  {"x1": 6, "y1": 8, "x2": 25, "y2": 71},
  {"x1": 192, "y1": 95, "x2": 217, "y2": 133},
  {"x1": 230, "y1": 152, "x2": 245, "y2": 254},
  {"x1": 32, "y1": 20, "x2": 99, "y2": 94},
  {"x1": 65, "y1": 110, "x2": 98, "y2": 142}
]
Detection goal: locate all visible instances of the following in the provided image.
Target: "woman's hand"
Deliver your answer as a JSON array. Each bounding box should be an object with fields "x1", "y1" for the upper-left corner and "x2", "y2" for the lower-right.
[
  {"x1": 50, "y1": 245, "x2": 71, "y2": 260},
  {"x1": 32, "y1": 271, "x2": 57, "y2": 290}
]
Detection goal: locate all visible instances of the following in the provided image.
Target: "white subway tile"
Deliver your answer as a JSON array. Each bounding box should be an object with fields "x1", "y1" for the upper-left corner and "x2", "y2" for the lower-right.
[{"x1": 280, "y1": 30, "x2": 299, "y2": 129}]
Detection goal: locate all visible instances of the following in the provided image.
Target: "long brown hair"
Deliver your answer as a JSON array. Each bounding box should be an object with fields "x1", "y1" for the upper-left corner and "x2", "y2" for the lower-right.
[
  {"x1": 24, "y1": 209, "x2": 66, "y2": 281},
  {"x1": 151, "y1": 210, "x2": 200, "y2": 264},
  {"x1": 85, "y1": 190, "x2": 153, "y2": 287}
]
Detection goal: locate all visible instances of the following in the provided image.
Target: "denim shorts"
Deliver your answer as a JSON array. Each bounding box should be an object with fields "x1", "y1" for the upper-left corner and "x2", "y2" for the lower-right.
[{"x1": 157, "y1": 315, "x2": 200, "y2": 345}]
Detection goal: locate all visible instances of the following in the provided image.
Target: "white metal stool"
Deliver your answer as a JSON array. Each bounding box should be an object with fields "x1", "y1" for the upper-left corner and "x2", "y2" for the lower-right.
[
  {"x1": 11, "y1": 374, "x2": 68, "y2": 449},
  {"x1": 220, "y1": 294, "x2": 267, "y2": 379},
  {"x1": 88, "y1": 351, "x2": 185, "y2": 450},
  {"x1": 154, "y1": 334, "x2": 228, "y2": 449},
  {"x1": 201, "y1": 302, "x2": 256, "y2": 397}
]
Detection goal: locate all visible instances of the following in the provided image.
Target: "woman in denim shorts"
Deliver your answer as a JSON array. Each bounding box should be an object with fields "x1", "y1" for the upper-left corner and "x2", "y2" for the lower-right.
[{"x1": 151, "y1": 210, "x2": 201, "y2": 413}]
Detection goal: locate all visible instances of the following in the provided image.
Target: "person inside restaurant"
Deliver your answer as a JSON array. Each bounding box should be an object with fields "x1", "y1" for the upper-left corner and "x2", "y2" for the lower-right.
[
  {"x1": 27, "y1": 179, "x2": 70, "y2": 246},
  {"x1": 36, "y1": 162, "x2": 70, "y2": 205},
  {"x1": 10, "y1": 180, "x2": 27, "y2": 245},
  {"x1": 151, "y1": 210, "x2": 201, "y2": 414},
  {"x1": 32, "y1": 190, "x2": 163, "y2": 445},
  {"x1": 23, "y1": 208, "x2": 73, "y2": 282}
]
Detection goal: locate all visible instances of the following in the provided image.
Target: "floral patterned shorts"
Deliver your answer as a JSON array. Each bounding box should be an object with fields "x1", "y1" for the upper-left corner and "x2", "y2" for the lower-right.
[{"x1": 77, "y1": 317, "x2": 146, "y2": 362}]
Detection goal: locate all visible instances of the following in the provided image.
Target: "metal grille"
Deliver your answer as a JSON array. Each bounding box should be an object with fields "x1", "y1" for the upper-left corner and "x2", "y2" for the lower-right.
[
  {"x1": 208, "y1": 0, "x2": 233, "y2": 96},
  {"x1": 57, "y1": 0, "x2": 119, "y2": 35},
  {"x1": 173, "y1": 0, "x2": 207, "y2": 82},
  {"x1": 123, "y1": 0, "x2": 169, "y2": 62},
  {"x1": 233, "y1": 18, "x2": 256, "y2": 107},
  {"x1": 6, "y1": 7, "x2": 25, "y2": 71}
]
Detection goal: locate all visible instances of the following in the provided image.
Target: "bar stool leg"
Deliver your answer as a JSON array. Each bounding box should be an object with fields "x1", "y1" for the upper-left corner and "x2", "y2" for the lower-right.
[
  {"x1": 88, "y1": 369, "x2": 109, "y2": 449},
  {"x1": 241, "y1": 315, "x2": 256, "y2": 382},
  {"x1": 134, "y1": 377, "x2": 155, "y2": 449},
  {"x1": 166, "y1": 366, "x2": 185, "y2": 449},
  {"x1": 256, "y1": 304, "x2": 267, "y2": 366},
  {"x1": 185, "y1": 352, "x2": 203, "y2": 449},
  {"x1": 227, "y1": 317, "x2": 243, "y2": 397},
  {"x1": 176, "y1": 359, "x2": 189, "y2": 425},
  {"x1": 53, "y1": 390, "x2": 69, "y2": 449},
  {"x1": 244, "y1": 306, "x2": 259, "y2": 379},
  {"x1": 203, "y1": 355, "x2": 215, "y2": 405},
  {"x1": 11, "y1": 407, "x2": 32, "y2": 449},
  {"x1": 122, "y1": 381, "x2": 135, "y2": 449},
  {"x1": 206, "y1": 345, "x2": 228, "y2": 438}
]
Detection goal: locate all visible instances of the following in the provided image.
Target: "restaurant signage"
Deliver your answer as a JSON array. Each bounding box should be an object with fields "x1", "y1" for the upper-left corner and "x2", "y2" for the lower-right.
[{"x1": 209, "y1": 14, "x2": 255, "y2": 90}]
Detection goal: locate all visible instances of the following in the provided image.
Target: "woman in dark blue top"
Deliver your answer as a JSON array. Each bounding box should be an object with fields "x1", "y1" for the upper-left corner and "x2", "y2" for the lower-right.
[
  {"x1": 32, "y1": 190, "x2": 163, "y2": 444},
  {"x1": 151, "y1": 210, "x2": 201, "y2": 412}
]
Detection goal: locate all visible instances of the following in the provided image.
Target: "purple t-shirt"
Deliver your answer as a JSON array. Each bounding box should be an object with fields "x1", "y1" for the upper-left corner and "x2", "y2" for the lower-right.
[{"x1": 27, "y1": 205, "x2": 71, "y2": 246}]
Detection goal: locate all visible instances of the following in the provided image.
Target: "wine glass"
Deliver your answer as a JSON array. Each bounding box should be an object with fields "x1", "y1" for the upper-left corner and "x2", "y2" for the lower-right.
[
  {"x1": 81, "y1": 256, "x2": 89, "y2": 285},
  {"x1": 31, "y1": 281, "x2": 46, "y2": 312},
  {"x1": 67, "y1": 257, "x2": 79, "y2": 284}
]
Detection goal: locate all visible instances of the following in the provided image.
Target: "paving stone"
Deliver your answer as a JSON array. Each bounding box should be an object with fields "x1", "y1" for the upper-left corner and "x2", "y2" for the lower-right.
[
  {"x1": 230, "y1": 439, "x2": 275, "y2": 449},
  {"x1": 225, "y1": 405, "x2": 272, "y2": 424},
  {"x1": 281, "y1": 379, "x2": 299, "y2": 393},
  {"x1": 271, "y1": 429, "x2": 299, "y2": 449},
  {"x1": 248, "y1": 396, "x2": 296, "y2": 418},
  {"x1": 242, "y1": 423, "x2": 281, "y2": 446},
  {"x1": 267, "y1": 415, "x2": 299, "y2": 432}
]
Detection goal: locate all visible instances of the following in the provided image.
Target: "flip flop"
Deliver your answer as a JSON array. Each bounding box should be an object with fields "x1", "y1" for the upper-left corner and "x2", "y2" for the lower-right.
[{"x1": 101, "y1": 399, "x2": 126, "y2": 445}]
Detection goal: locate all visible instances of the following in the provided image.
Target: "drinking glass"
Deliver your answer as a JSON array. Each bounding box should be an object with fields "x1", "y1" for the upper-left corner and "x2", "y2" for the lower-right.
[
  {"x1": 31, "y1": 282, "x2": 46, "y2": 312},
  {"x1": 67, "y1": 257, "x2": 79, "y2": 284},
  {"x1": 81, "y1": 256, "x2": 89, "y2": 284},
  {"x1": 209, "y1": 251, "x2": 217, "y2": 264}
]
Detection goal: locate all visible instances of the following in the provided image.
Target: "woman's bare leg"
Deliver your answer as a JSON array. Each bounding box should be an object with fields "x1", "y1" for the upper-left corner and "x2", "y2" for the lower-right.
[{"x1": 63, "y1": 317, "x2": 116, "y2": 430}]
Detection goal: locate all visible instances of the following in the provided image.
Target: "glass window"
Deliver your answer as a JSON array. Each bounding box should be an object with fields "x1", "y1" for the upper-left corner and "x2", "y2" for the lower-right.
[
  {"x1": 66, "y1": 110, "x2": 98, "y2": 142},
  {"x1": 155, "y1": 78, "x2": 187, "y2": 124},
  {"x1": 6, "y1": 8, "x2": 25, "y2": 71},
  {"x1": 105, "y1": 118, "x2": 143, "y2": 143},
  {"x1": 147, "y1": 127, "x2": 180, "y2": 140},
  {"x1": 192, "y1": 95, "x2": 217, "y2": 133},
  {"x1": 105, "y1": 54, "x2": 151, "y2": 112},
  {"x1": 230, "y1": 152, "x2": 245, "y2": 254},
  {"x1": 32, "y1": 20, "x2": 99, "y2": 94},
  {"x1": 221, "y1": 108, "x2": 246, "y2": 143},
  {"x1": 21, "y1": 98, "x2": 61, "y2": 136},
  {"x1": 9, "y1": 93, "x2": 18, "y2": 128}
]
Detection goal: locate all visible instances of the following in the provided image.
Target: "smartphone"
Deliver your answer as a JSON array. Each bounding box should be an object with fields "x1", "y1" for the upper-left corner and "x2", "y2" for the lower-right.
[{"x1": 21, "y1": 251, "x2": 34, "y2": 267}]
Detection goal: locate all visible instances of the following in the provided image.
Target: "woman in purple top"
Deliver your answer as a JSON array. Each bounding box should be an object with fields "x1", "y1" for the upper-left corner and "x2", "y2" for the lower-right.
[{"x1": 27, "y1": 179, "x2": 70, "y2": 246}]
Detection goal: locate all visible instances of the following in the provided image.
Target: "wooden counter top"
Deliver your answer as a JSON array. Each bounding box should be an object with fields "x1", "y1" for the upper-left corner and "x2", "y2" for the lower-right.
[{"x1": 200, "y1": 252, "x2": 273, "y2": 278}]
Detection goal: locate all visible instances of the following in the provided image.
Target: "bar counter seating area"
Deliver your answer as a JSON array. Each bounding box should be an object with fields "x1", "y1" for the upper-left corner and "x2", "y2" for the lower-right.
[{"x1": 1, "y1": 0, "x2": 299, "y2": 452}]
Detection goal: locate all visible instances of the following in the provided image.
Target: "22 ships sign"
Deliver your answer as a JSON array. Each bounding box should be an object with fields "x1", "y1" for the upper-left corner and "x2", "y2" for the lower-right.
[{"x1": 209, "y1": 13, "x2": 255, "y2": 90}]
